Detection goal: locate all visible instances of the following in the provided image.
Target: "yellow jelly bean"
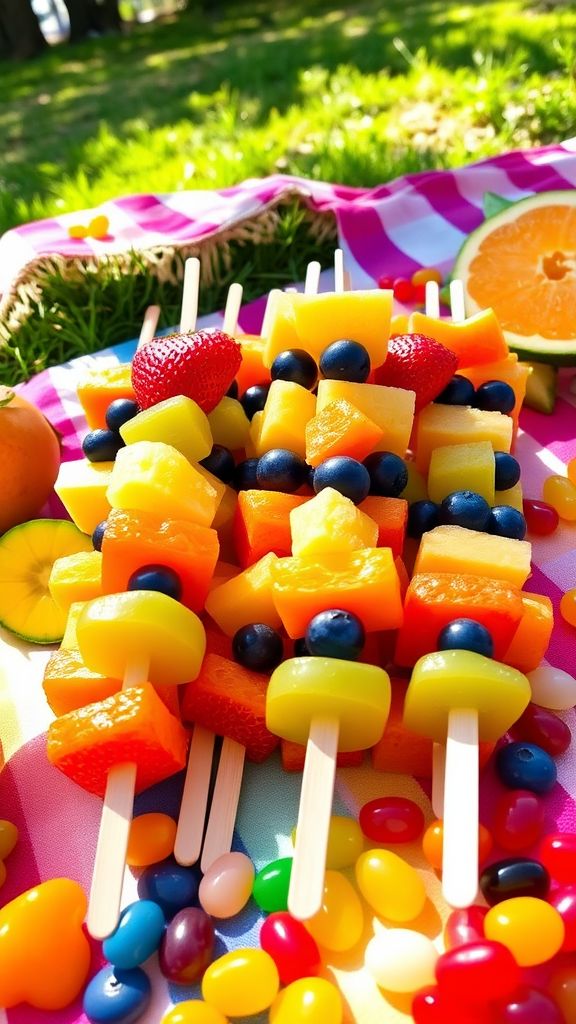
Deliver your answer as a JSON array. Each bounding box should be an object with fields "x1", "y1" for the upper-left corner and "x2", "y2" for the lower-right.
[
  {"x1": 0, "y1": 820, "x2": 18, "y2": 860},
  {"x1": 292, "y1": 816, "x2": 364, "y2": 870},
  {"x1": 542, "y1": 475, "x2": 576, "y2": 521},
  {"x1": 365, "y1": 928, "x2": 438, "y2": 992},
  {"x1": 67, "y1": 224, "x2": 88, "y2": 239},
  {"x1": 0, "y1": 861, "x2": 6, "y2": 889},
  {"x1": 126, "y1": 812, "x2": 177, "y2": 867},
  {"x1": 269, "y1": 977, "x2": 343, "y2": 1024},
  {"x1": 305, "y1": 870, "x2": 364, "y2": 952},
  {"x1": 484, "y1": 896, "x2": 565, "y2": 966},
  {"x1": 355, "y1": 848, "x2": 426, "y2": 922},
  {"x1": 411, "y1": 267, "x2": 443, "y2": 287},
  {"x1": 560, "y1": 589, "x2": 576, "y2": 628},
  {"x1": 88, "y1": 214, "x2": 110, "y2": 239},
  {"x1": 162, "y1": 1002, "x2": 229, "y2": 1024},
  {"x1": 201, "y1": 949, "x2": 279, "y2": 1017}
]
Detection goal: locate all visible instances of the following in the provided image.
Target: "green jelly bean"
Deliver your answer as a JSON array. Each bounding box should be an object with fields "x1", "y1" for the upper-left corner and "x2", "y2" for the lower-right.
[{"x1": 253, "y1": 857, "x2": 293, "y2": 912}]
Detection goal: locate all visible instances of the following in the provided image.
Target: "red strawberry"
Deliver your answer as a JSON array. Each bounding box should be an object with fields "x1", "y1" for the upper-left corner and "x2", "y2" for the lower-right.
[
  {"x1": 374, "y1": 333, "x2": 458, "y2": 411},
  {"x1": 132, "y1": 328, "x2": 242, "y2": 412}
]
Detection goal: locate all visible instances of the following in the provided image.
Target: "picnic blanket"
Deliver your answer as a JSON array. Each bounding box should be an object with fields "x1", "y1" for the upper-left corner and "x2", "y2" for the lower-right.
[{"x1": 1, "y1": 141, "x2": 576, "y2": 1024}]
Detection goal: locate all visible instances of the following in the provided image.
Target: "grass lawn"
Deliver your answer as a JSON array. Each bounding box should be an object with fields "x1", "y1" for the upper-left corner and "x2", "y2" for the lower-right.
[{"x1": 1, "y1": 0, "x2": 575, "y2": 383}]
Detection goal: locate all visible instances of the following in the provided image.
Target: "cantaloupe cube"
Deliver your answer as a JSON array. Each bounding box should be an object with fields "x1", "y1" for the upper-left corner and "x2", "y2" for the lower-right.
[
  {"x1": 262, "y1": 291, "x2": 304, "y2": 366},
  {"x1": 259, "y1": 380, "x2": 316, "y2": 458},
  {"x1": 236, "y1": 334, "x2": 270, "y2": 395},
  {"x1": 293, "y1": 291, "x2": 393, "y2": 368},
  {"x1": 316, "y1": 380, "x2": 415, "y2": 457},
  {"x1": 43, "y1": 648, "x2": 119, "y2": 716},
  {"x1": 120, "y1": 395, "x2": 212, "y2": 463},
  {"x1": 502, "y1": 593, "x2": 553, "y2": 673},
  {"x1": 207, "y1": 398, "x2": 251, "y2": 450},
  {"x1": 496, "y1": 481, "x2": 523, "y2": 512},
  {"x1": 107, "y1": 441, "x2": 219, "y2": 527},
  {"x1": 428, "y1": 441, "x2": 496, "y2": 506},
  {"x1": 408, "y1": 308, "x2": 509, "y2": 367},
  {"x1": 415, "y1": 404, "x2": 513, "y2": 472},
  {"x1": 205, "y1": 551, "x2": 282, "y2": 635},
  {"x1": 55, "y1": 459, "x2": 113, "y2": 534},
  {"x1": 77, "y1": 363, "x2": 135, "y2": 429},
  {"x1": 290, "y1": 487, "x2": 378, "y2": 558},
  {"x1": 305, "y1": 399, "x2": 383, "y2": 467},
  {"x1": 49, "y1": 551, "x2": 103, "y2": 612},
  {"x1": 233, "y1": 490, "x2": 309, "y2": 567},
  {"x1": 414, "y1": 525, "x2": 532, "y2": 589},
  {"x1": 359, "y1": 496, "x2": 408, "y2": 557}
]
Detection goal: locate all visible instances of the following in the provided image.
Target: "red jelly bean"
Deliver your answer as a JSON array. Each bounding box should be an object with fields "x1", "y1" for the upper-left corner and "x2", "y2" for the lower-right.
[
  {"x1": 259, "y1": 911, "x2": 321, "y2": 984},
  {"x1": 549, "y1": 886, "x2": 576, "y2": 952},
  {"x1": 412, "y1": 986, "x2": 494, "y2": 1023},
  {"x1": 377, "y1": 275, "x2": 394, "y2": 290},
  {"x1": 359, "y1": 796, "x2": 425, "y2": 844},
  {"x1": 522, "y1": 499, "x2": 559, "y2": 536},
  {"x1": 539, "y1": 833, "x2": 576, "y2": 883},
  {"x1": 509, "y1": 704, "x2": 571, "y2": 758},
  {"x1": 444, "y1": 906, "x2": 488, "y2": 949},
  {"x1": 491, "y1": 790, "x2": 545, "y2": 852},
  {"x1": 436, "y1": 940, "x2": 521, "y2": 1003},
  {"x1": 393, "y1": 277, "x2": 415, "y2": 303},
  {"x1": 495, "y1": 985, "x2": 565, "y2": 1023}
]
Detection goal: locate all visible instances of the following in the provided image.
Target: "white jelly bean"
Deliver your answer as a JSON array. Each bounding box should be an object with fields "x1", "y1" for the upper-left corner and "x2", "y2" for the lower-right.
[
  {"x1": 528, "y1": 667, "x2": 576, "y2": 711},
  {"x1": 199, "y1": 852, "x2": 254, "y2": 918}
]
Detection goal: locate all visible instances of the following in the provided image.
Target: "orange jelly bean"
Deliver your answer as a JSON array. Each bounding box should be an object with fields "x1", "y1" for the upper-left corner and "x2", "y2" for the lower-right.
[
  {"x1": 411, "y1": 267, "x2": 443, "y2": 287},
  {"x1": 542, "y1": 475, "x2": 576, "y2": 521},
  {"x1": 567, "y1": 456, "x2": 576, "y2": 486},
  {"x1": 422, "y1": 818, "x2": 493, "y2": 870},
  {"x1": 0, "y1": 878, "x2": 90, "y2": 1009},
  {"x1": 560, "y1": 589, "x2": 576, "y2": 628},
  {"x1": 127, "y1": 812, "x2": 177, "y2": 867}
]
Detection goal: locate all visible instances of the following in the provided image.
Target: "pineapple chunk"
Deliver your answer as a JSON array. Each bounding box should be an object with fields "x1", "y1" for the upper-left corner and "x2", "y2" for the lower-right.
[
  {"x1": 205, "y1": 551, "x2": 281, "y2": 635},
  {"x1": 415, "y1": 404, "x2": 513, "y2": 472},
  {"x1": 414, "y1": 525, "x2": 531, "y2": 589},
  {"x1": 49, "y1": 550, "x2": 103, "y2": 612},
  {"x1": 259, "y1": 380, "x2": 316, "y2": 458},
  {"x1": 107, "y1": 441, "x2": 219, "y2": 527},
  {"x1": 290, "y1": 487, "x2": 378, "y2": 558},
  {"x1": 496, "y1": 481, "x2": 524, "y2": 512},
  {"x1": 316, "y1": 380, "x2": 415, "y2": 457},
  {"x1": 120, "y1": 395, "x2": 212, "y2": 463},
  {"x1": 262, "y1": 291, "x2": 304, "y2": 367},
  {"x1": 428, "y1": 442, "x2": 496, "y2": 506},
  {"x1": 55, "y1": 459, "x2": 113, "y2": 534},
  {"x1": 293, "y1": 290, "x2": 393, "y2": 368}
]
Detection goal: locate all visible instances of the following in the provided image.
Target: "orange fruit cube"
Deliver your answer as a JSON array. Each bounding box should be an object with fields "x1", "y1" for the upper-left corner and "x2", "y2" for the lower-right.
[
  {"x1": 502, "y1": 593, "x2": 554, "y2": 673},
  {"x1": 305, "y1": 399, "x2": 383, "y2": 467},
  {"x1": 77, "y1": 364, "x2": 136, "y2": 430},
  {"x1": 359, "y1": 496, "x2": 408, "y2": 558},
  {"x1": 205, "y1": 551, "x2": 282, "y2": 635},
  {"x1": 233, "y1": 490, "x2": 309, "y2": 567}
]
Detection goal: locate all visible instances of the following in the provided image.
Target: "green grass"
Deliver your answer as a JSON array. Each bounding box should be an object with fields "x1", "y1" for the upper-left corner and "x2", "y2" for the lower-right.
[{"x1": 1, "y1": 0, "x2": 575, "y2": 384}]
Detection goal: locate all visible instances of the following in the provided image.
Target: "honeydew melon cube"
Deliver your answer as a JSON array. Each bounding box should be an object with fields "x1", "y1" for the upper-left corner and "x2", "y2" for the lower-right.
[
  {"x1": 496, "y1": 481, "x2": 524, "y2": 512},
  {"x1": 316, "y1": 380, "x2": 415, "y2": 457},
  {"x1": 414, "y1": 525, "x2": 532, "y2": 589},
  {"x1": 293, "y1": 290, "x2": 393, "y2": 368},
  {"x1": 55, "y1": 459, "x2": 113, "y2": 535},
  {"x1": 107, "y1": 441, "x2": 218, "y2": 527},
  {"x1": 415, "y1": 404, "x2": 513, "y2": 472},
  {"x1": 428, "y1": 442, "x2": 496, "y2": 506},
  {"x1": 120, "y1": 395, "x2": 212, "y2": 463},
  {"x1": 259, "y1": 380, "x2": 316, "y2": 458},
  {"x1": 290, "y1": 487, "x2": 378, "y2": 558}
]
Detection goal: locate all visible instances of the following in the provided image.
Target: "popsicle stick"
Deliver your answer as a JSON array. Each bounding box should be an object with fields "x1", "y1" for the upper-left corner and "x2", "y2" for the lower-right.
[
  {"x1": 442, "y1": 708, "x2": 479, "y2": 908},
  {"x1": 425, "y1": 280, "x2": 440, "y2": 319},
  {"x1": 200, "y1": 738, "x2": 246, "y2": 873},
  {"x1": 334, "y1": 248, "x2": 345, "y2": 294},
  {"x1": 449, "y1": 279, "x2": 466, "y2": 323},
  {"x1": 174, "y1": 726, "x2": 216, "y2": 867},
  {"x1": 304, "y1": 260, "x2": 321, "y2": 295},
  {"x1": 431, "y1": 741, "x2": 446, "y2": 819},
  {"x1": 180, "y1": 256, "x2": 200, "y2": 333},
  {"x1": 137, "y1": 305, "x2": 161, "y2": 350},
  {"x1": 223, "y1": 282, "x2": 243, "y2": 336},
  {"x1": 87, "y1": 654, "x2": 150, "y2": 940},
  {"x1": 261, "y1": 288, "x2": 283, "y2": 338},
  {"x1": 288, "y1": 717, "x2": 339, "y2": 921}
]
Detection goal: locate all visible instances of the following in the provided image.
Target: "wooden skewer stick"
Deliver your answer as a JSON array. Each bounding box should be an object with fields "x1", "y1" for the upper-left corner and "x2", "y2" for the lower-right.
[
  {"x1": 174, "y1": 725, "x2": 215, "y2": 867},
  {"x1": 180, "y1": 257, "x2": 201, "y2": 333},
  {"x1": 334, "y1": 248, "x2": 345, "y2": 294},
  {"x1": 305, "y1": 260, "x2": 321, "y2": 295},
  {"x1": 442, "y1": 708, "x2": 480, "y2": 908},
  {"x1": 200, "y1": 738, "x2": 246, "y2": 873},
  {"x1": 137, "y1": 305, "x2": 161, "y2": 350},
  {"x1": 87, "y1": 654, "x2": 150, "y2": 940},
  {"x1": 223, "y1": 282, "x2": 243, "y2": 336}
]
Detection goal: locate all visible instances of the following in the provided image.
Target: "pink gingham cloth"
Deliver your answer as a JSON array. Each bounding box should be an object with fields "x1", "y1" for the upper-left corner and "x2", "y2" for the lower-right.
[{"x1": 1, "y1": 142, "x2": 576, "y2": 1023}]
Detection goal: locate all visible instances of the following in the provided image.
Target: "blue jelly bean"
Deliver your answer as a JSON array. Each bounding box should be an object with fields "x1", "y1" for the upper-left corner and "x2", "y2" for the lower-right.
[
  {"x1": 137, "y1": 858, "x2": 201, "y2": 919},
  {"x1": 103, "y1": 900, "x2": 166, "y2": 969},
  {"x1": 496, "y1": 741, "x2": 557, "y2": 794},
  {"x1": 83, "y1": 965, "x2": 151, "y2": 1024}
]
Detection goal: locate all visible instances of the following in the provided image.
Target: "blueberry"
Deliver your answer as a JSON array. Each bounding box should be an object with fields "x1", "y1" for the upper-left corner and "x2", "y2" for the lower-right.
[
  {"x1": 294, "y1": 637, "x2": 310, "y2": 657},
  {"x1": 434, "y1": 375, "x2": 476, "y2": 406},
  {"x1": 439, "y1": 490, "x2": 492, "y2": 531},
  {"x1": 407, "y1": 500, "x2": 440, "y2": 539},
  {"x1": 496, "y1": 742, "x2": 557, "y2": 794},
  {"x1": 313, "y1": 456, "x2": 370, "y2": 504},
  {"x1": 305, "y1": 608, "x2": 365, "y2": 661},
  {"x1": 232, "y1": 623, "x2": 284, "y2": 672},
  {"x1": 138, "y1": 858, "x2": 201, "y2": 919},
  {"x1": 494, "y1": 451, "x2": 521, "y2": 491},
  {"x1": 232, "y1": 457, "x2": 260, "y2": 491},
  {"x1": 83, "y1": 964, "x2": 151, "y2": 1024},
  {"x1": 200, "y1": 444, "x2": 235, "y2": 484},
  {"x1": 226, "y1": 379, "x2": 239, "y2": 399},
  {"x1": 271, "y1": 349, "x2": 318, "y2": 390},
  {"x1": 105, "y1": 398, "x2": 139, "y2": 433},
  {"x1": 437, "y1": 618, "x2": 494, "y2": 658},
  {"x1": 240, "y1": 384, "x2": 270, "y2": 421},
  {"x1": 474, "y1": 380, "x2": 516, "y2": 415},
  {"x1": 479, "y1": 858, "x2": 550, "y2": 906},
  {"x1": 82, "y1": 428, "x2": 124, "y2": 462},
  {"x1": 364, "y1": 451, "x2": 408, "y2": 497},
  {"x1": 319, "y1": 339, "x2": 371, "y2": 383},
  {"x1": 487, "y1": 505, "x2": 527, "y2": 540},
  {"x1": 257, "y1": 449, "x2": 308, "y2": 493},
  {"x1": 92, "y1": 519, "x2": 108, "y2": 551},
  {"x1": 128, "y1": 565, "x2": 182, "y2": 601}
]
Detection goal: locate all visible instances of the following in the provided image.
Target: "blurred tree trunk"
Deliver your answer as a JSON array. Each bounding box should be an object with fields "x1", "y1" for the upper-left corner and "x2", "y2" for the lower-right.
[
  {"x1": 63, "y1": 0, "x2": 122, "y2": 39},
  {"x1": 0, "y1": 0, "x2": 47, "y2": 59}
]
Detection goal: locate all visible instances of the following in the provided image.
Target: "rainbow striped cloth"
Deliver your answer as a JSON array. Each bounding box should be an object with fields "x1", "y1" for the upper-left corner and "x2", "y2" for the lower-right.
[{"x1": 1, "y1": 143, "x2": 576, "y2": 1024}]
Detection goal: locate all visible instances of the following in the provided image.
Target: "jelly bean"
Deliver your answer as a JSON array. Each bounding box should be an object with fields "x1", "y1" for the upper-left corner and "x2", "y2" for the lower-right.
[
  {"x1": 162, "y1": 1003, "x2": 228, "y2": 1024},
  {"x1": 542, "y1": 475, "x2": 576, "y2": 520},
  {"x1": 103, "y1": 900, "x2": 165, "y2": 969},
  {"x1": 359, "y1": 796, "x2": 425, "y2": 844},
  {"x1": 291, "y1": 815, "x2": 364, "y2": 870},
  {"x1": 484, "y1": 896, "x2": 565, "y2": 966},
  {"x1": 201, "y1": 948, "x2": 280, "y2": 1017},
  {"x1": 496, "y1": 741, "x2": 557, "y2": 794},
  {"x1": 252, "y1": 857, "x2": 292, "y2": 912},
  {"x1": 522, "y1": 499, "x2": 559, "y2": 536},
  {"x1": 509, "y1": 703, "x2": 571, "y2": 757},
  {"x1": 259, "y1": 912, "x2": 321, "y2": 983},
  {"x1": 412, "y1": 986, "x2": 494, "y2": 1024},
  {"x1": 377, "y1": 275, "x2": 394, "y2": 291},
  {"x1": 137, "y1": 859, "x2": 200, "y2": 919},
  {"x1": 495, "y1": 985, "x2": 565, "y2": 1023},
  {"x1": 422, "y1": 818, "x2": 493, "y2": 870},
  {"x1": 88, "y1": 215, "x2": 110, "y2": 240},
  {"x1": 198, "y1": 852, "x2": 254, "y2": 919},
  {"x1": 83, "y1": 965, "x2": 151, "y2": 1024},
  {"x1": 269, "y1": 977, "x2": 343, "y2": 1024},
  {"x1": 527, "y1": 667, "x2": 576, "y2": 711},
  {"x1": 435, "y1": 940, "x2": 521, "y2": 1002},
  {"x1": 491, "y1": 790, "x2": 545, "y2": 852},
  {"x1": 127, "y1": 813, "x2": 176, "y2": 867},
  {"x1": 444, "y1": 906, "x2": 488, "y2": 949},
  {"x1": 549, "y1": 885, "x2": 576, "y2": 951},
  {"x1": 356, "y1": 848, "x2": 426, "y2": 922},
  {"x1": 412, "y1": 267, "x2": 443, "y2": 287},
  {"x1": 365, "y1": 928, "x2": 438, "y2": 992},
  {"x1": 159, "y1": 907, "x2": 215, "y2": 984},
  {"x1": 560, "y1": 588, "x2": 576, "y2": 627},
  {"x1": 304, "y1": 870, "x2": 364, "y2": 951},
  {"x1": 0, "y1": 820, "x2": 18, "y2": 860},
  {"x1": 548, "y1": 965, "x2": 576, "y2": 1022},
  {"x1": 539, "y1": 832, "x2": 576, "y2": 883},
  {"x1": 393, "y1": 277, "x2": 415, "y2": 303},
  {"x1": 569, "y1": 456, "x2": 576, "y2": 484},
  {"x1": 480, "y1": 857, "x2": 549, "y2": 905}
]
